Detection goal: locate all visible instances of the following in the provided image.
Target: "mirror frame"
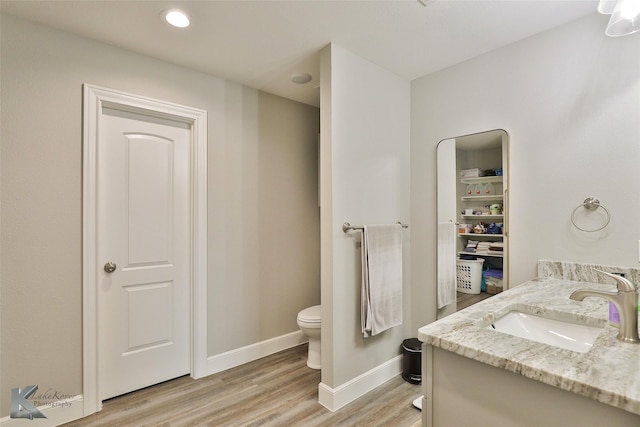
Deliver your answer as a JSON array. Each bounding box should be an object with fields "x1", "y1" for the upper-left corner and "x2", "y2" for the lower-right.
[{"x1": 436, "y1": 129, "x2": 510, "y2": 319}]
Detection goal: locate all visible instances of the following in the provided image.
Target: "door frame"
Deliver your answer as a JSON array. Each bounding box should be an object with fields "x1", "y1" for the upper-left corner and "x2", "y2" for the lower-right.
[{"x1": 82, "y1": 84, "x2": 208, "y2": 415}]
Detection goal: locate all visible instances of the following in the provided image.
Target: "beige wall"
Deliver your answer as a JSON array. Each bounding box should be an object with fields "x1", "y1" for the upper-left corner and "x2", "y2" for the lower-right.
[
  {"x1": 320, "y1": 44, "x2": 411, "y2": 393},
  {"x1": 411, "y1": 12, "x2": 640, "y2": 329},
  {"x1": 206, "y1": 88, "x2": 320, "y2": 354},
  {"x1": 257, "y1": 92, "x2": 320, "y2": 338},
  {"x1": 0, "y1": 14, "x2": 319, "y2": 417}
]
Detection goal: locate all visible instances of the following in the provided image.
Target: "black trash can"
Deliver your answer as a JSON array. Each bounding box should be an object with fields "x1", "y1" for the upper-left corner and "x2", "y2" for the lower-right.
[{"x1": 401, "y1": 338, "x2": 422, "y2": 384}]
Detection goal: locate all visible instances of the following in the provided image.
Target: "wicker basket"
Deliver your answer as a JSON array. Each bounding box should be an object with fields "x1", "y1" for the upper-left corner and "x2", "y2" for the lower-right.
[{"x1": 456, "y1": 258, "x2": 485, "y2": 294}]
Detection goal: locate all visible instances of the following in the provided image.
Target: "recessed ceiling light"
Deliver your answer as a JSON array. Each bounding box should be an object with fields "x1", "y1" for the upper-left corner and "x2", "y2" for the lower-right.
[
  {"x1": 163, "y1": 9, "x2": 190, "y2": 28},
  {"x1": 291, "y1": 73, "x2": 312, "y2": 84}
]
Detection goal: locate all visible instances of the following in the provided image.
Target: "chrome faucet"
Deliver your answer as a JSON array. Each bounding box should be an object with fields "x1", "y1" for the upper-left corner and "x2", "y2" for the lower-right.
[{"x1": 570, "y1": 269, "x2": 640, "y2": 343}]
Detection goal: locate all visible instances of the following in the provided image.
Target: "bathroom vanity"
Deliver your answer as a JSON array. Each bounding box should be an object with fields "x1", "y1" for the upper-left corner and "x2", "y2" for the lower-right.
[{"x1": 418, "y1": 275, "x2": 640, "y2": 427}]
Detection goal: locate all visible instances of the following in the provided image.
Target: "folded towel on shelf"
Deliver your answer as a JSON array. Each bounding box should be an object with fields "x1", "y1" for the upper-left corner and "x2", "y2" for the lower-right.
[
  {"x1": 476, "y1": 242, "x2": 491, "y2": 253},
  {"x1": 464, "y1": 240, "x2": 478, "y2": 253},
  {"x1": 437, "y1": 222, "x2": 457, "y2": 309},
  {"x1": 361, "y1": 224, "x2": 403, "y2": 337},
  {"x1": 488, "y1": 242, "x2": 503, "y2": 254}
]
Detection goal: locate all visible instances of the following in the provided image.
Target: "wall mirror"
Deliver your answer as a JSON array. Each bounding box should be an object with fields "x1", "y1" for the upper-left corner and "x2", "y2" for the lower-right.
[{"x1": 436, "y1": 129, "x2": 509, "y2": 319}]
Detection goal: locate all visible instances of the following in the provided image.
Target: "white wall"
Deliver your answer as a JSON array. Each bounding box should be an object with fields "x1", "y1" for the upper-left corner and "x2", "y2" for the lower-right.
[
  {"x1": 0, "y1": 14, "x2": 319, "y2": 417},
  {"x1": 320, "y1": 44, "x2": 411, "y2": 408},
  {"x1": 411, "y1": 12, "x2": 640, "y2": 328}
]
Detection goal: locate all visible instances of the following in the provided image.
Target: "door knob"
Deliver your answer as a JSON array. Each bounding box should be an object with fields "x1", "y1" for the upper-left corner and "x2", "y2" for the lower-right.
[{"x1": 104, "y1": 262, "x2": 117, "y2": 273}]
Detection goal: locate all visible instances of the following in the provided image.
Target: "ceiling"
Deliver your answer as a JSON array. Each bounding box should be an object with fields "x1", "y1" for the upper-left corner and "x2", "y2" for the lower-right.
[{"x1": 1, "y1": 0, "x2": 599, "y2": 107}]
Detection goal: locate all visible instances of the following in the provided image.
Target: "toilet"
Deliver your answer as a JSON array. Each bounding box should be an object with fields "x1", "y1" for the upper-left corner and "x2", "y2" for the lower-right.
[{"x1": 297, "y1": 305, "x2": 321, "y2": 369}]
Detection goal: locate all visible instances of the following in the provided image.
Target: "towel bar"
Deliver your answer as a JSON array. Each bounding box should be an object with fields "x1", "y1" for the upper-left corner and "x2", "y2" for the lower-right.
[{"x1": 342, "y1": 222, "x2": 409, "y2": 233}]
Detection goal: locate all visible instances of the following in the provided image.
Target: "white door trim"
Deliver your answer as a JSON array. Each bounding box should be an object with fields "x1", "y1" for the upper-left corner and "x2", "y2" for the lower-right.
[{"x1": 82, "y1": 84, "x2": 208, "y2": 415}]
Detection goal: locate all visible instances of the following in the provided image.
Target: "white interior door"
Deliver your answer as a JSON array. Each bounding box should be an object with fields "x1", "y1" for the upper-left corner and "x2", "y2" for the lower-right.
[{"x1": 97, "y1": 107, "x2": 191, "y2": 400}]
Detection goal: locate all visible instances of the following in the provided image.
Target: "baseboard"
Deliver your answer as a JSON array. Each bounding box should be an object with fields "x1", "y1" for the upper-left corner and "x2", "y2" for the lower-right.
[
  {"x1": 207, "y1": 330, "x2": 307, "y2": 375},
  {"x1": 0, "y1": 395, "x2": 84, "y2": 426},
  {"x1": 318, "y1": 355, "x2": 402, "y2": 412}
]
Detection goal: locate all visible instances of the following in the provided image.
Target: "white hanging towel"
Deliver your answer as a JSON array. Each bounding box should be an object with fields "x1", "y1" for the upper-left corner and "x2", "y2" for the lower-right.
[
  {"x1": 437, "y1": 222, "x2": 457, "y2": 309},
  {"x1": 361, "y1": 224, "x2": 403, "y2": 337}
]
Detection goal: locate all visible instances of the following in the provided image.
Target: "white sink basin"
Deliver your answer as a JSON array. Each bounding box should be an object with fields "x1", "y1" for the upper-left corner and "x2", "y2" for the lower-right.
[{"x1": 487, "y1": 311, "x2": 603, "y2": 353}]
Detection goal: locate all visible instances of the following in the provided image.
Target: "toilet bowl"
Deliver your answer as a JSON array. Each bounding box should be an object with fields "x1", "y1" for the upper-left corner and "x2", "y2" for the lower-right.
[{"x1": 297, "y1": 305, "x2": 321, "y2": 369}]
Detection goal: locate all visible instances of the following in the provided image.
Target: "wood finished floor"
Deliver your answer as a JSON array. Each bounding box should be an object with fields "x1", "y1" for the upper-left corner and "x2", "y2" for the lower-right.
[
  {"x1": 456, "y1": 291, "x2": 493, "y2": 311},
  {"x1": 62, "y1": 344, "x2": 422, "y2": 427}
]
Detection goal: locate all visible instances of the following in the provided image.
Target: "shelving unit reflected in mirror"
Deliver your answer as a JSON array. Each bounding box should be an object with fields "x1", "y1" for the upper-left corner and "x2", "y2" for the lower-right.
[{"x1": 436, "y1": 129, "x2": 509, "y2": 318}]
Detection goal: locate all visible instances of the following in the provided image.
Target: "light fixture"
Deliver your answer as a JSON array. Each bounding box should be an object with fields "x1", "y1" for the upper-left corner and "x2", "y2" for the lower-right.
[
  {"x1": 290, "y1": 73, "x2": 312, "y2": 84},
  {"x1": 598, "y1": 0, "x2": 616, "y2": 14},
  {"x1": 597, "y1": 0, "x2": 640, "y2": 37},
  {"x1": 163, "y1": 9, "x2": 190, "y2": 28}
]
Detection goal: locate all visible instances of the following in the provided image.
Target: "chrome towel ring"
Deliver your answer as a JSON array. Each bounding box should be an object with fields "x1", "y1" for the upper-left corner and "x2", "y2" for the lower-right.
[{"x1": 571, "y1": 197, "x2": 611, "y2": 232}]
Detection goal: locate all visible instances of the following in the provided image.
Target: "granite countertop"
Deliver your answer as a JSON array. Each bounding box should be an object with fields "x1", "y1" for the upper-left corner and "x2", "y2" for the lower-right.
[{"x1": 418, "y1": 277, "x2": 640, "y2": 415}]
